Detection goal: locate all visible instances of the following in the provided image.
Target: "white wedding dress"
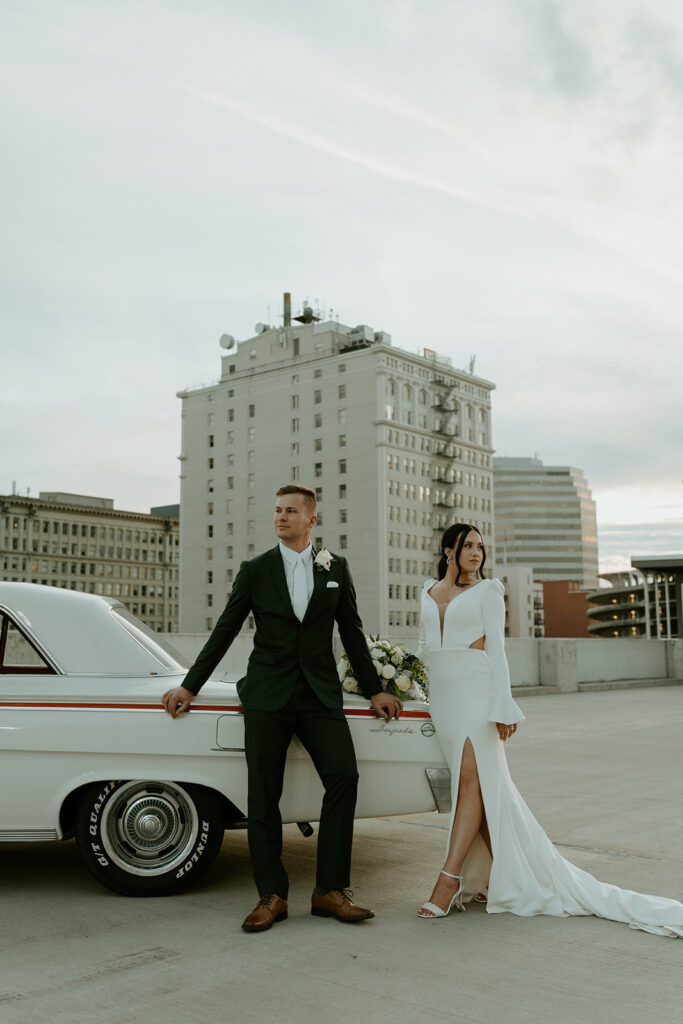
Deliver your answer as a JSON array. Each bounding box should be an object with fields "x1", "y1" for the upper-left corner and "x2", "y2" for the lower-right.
[{"x1": 416, "y1": 576, "x2": 683, "y2": 937}]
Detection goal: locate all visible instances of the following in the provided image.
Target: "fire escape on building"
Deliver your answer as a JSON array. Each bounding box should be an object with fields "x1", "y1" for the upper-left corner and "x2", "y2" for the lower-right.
[{"x1": 430, "y1": 375, "x2": 462, "y2": 547}]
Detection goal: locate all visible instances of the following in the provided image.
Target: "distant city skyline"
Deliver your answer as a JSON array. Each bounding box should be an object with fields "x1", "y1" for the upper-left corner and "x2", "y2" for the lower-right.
[{"x1": 3, "y1": 2, "x2": 681, "y2": 574}]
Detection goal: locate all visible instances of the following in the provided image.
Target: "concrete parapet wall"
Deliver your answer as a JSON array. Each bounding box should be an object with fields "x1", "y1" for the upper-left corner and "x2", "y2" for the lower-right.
[
  {"x1": 162, "y1": 632, "x2": 683, "y2": 694},
  {"x1": 575, "y1": 638, "x2": 668, "y2": 683}
]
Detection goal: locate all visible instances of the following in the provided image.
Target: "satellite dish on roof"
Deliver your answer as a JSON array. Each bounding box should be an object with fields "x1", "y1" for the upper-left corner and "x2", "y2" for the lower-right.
[
  {"x1": 254, "y1": 323, "x2": 269, "y2": 334},
  {"x1": 219, "y1": 334, "x2": 236, "y2": 349}
]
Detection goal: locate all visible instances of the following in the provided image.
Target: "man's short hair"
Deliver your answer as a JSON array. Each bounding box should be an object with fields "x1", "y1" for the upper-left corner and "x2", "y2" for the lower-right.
[{"x1": 276, "y1": 484, "x2": 317, "y2": 513}]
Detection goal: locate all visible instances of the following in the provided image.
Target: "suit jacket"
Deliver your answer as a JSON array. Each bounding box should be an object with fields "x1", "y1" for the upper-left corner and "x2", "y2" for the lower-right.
[{"x1": 181, "y1": 545, "x2": 382, "y2": 710}]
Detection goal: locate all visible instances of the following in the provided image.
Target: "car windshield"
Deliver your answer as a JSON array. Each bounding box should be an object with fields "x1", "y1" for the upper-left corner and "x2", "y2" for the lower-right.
[{"x1": 110, "y1": 607, "x2": 189, "y2": 672}]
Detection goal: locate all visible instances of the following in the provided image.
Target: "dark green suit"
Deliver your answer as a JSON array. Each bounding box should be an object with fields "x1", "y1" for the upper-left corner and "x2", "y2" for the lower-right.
[{"x1": 182, "y1": 545, "x2": 381, "y2": 897}]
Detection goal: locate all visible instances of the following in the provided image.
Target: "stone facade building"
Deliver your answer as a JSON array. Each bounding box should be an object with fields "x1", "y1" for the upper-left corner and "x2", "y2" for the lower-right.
[
  {"x1": 498, "y1": 565, "x2": 544, "y2": 638},
  {"x1": 178, "y1": 304, "x2": 496, "y2": 638},
  {"x1": 0, "y1": 492, "x2": 179, "y2": 632}
]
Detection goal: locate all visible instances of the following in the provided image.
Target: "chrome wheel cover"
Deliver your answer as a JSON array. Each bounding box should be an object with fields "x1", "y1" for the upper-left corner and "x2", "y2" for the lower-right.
[{"x1": 99, "y1": 781, "x2": 199, "y2": 877}]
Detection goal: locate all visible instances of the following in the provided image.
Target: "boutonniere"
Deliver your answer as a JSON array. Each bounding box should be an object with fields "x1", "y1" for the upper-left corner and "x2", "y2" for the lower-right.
[{"x1": 313, "y1": 547, "x2": 334, "y2": 572}]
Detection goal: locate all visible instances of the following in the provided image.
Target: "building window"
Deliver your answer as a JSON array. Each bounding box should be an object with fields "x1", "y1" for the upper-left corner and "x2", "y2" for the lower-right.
[
  {"x1": 315, "y1": 487, "x2": 323, "y2": 503},
  {"x1": 339, "y1": 509, "x2": 347, "y2": 524},
  {"x1": 207, "y1": 479, "x2": 214, "y2": 493},
  {"x1": 292, "y1": 395, "x2": 299, "y2": 409},
  {"x1": 315, "y1": 463, "x2": 323, "y2": 477},
  {"x1": 338, "y1": 434, "x2": 346, "y2": 447},
  {"x1": 339, "y1": 535, "x2": 347, "y2": 550},
  {"x1": 207, "y1": 457, "x2": 214, "y2": 469},
  {"x1": 248, "y1": 426, "x2": 255, "y2": 441},
  {"x1": 339, "y1": 459, "x2": 347, "y2": 474},
  {"x1": 338, "y1": 384, "x2": 346, "y2": 399},
  {"x1": 314, "y1": 368, "x2": 322, "y2": 378},
  {"x1": 247, "y1": 521, "x2": 255, "y2": 536},
  {"x1": 314, "y1": 414, "x2": 322, "y2": 429},
  {"x1": 249, "y1": 404, "x2": 255, "y2": 417},
  {"x1": 314, "y1": 438, "x2": 322, "y2": 451},
  {"x1": 339, "y1": 484, "x2": 347, "y2": 499},
  {"x1": 291, "y1": 441, "x2": 299, "y2": 455},
  {"x1": 227, "y1": 408, "x2": 234, "y2": 421},
  {"x1": 338, "y1": 363, "x2": 346, "y2": 373},
  {"x1": 248, "y1": 497, "x2": 255, "y2": 512},
  {"x1": 292, "y1": 466, "x2": 299, "y2": 481},
  {"x1": 292, "y1": 418, "x2": 299, "y2": 432},
  {"x1": 207, "y1": 593, "x2": 213, "y2": 607},
  {"x1": 207, "y1": 502, "x2": 214, "y2": 515},
  {"x1": 314, "y1": 390, "x2": 322, "y2": 404},
  {"x1": 248, "y1": 450, "x2": 255, "y2": 463},
  {"x1": 227, "y1": 431, "x2": 234, "y2": 444},
  {"x1": 248, "y1": 473, "x2": 255, "y2": 487},
  {"x1": 338, "y1": 409, "x2": 347, "y2": 425},
  {"x1": 208, "y1": 434, "x2": 214, "y2": 448}
]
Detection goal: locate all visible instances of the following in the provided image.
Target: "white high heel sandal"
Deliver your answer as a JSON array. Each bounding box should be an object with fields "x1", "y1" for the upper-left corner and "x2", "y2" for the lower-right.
[{"x1": 417, "y1": 869, "x2": 465, "y2": 919}]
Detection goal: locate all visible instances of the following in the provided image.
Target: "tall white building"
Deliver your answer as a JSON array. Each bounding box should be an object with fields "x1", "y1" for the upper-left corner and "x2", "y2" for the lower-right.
[
  {"x1": 178, "y1": 300, "x2": 496, "y2": 637},
  {"x1": 493, "y1": 456, "x2": 599, "y2": 587}
]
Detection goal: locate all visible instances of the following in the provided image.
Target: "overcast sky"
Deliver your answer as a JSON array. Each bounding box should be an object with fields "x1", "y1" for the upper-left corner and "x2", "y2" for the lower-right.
[{"x1": 2, "y1": 0, "x2": 681, "y2": 572}]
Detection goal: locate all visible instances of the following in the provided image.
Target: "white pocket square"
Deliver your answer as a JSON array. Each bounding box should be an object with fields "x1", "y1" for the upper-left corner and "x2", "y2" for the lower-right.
[{"x1": 326, "y1": 581, "x2": 339, "y2": 588}]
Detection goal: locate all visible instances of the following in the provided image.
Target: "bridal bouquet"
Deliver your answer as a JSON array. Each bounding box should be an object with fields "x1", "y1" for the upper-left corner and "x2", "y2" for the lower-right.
[{"x1": 338, "y1": 635, "x2": 429, "y2": 702}]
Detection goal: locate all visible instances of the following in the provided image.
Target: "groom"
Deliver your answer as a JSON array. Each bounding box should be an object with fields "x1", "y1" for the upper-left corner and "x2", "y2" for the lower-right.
[{"x1": 162, "y1": 484, "x2": 402, "y2": 932}]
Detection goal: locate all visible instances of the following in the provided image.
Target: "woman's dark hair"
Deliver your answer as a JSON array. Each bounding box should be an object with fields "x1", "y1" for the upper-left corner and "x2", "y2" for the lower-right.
[{"x1": 437, "y1": 523, "x2": 486, "y2": 584}]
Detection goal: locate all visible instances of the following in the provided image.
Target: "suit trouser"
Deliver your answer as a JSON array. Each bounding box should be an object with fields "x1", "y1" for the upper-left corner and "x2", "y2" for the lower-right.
[{"x1": 243, "y1": 674, "x2": 359, "y2": 898}]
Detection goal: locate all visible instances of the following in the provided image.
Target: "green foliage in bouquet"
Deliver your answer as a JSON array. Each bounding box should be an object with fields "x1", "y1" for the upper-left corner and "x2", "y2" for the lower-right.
[{"x1": 337, "y1": 634, "x2": 429, "y2": 702}]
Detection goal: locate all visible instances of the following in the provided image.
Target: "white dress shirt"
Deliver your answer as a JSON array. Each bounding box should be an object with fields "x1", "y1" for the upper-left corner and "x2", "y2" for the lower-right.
[{"x1": 278, "y1": 541, "x2": 314, "y2": 621}]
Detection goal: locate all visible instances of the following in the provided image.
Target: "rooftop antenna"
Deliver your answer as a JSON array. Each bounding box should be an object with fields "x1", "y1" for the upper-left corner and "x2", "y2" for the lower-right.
[{"x1": 283, "y1": 292, "x2": 291, "y2": 327}]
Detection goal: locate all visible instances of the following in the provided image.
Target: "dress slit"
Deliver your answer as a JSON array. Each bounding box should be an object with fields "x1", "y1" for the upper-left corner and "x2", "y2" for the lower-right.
[{"x1": 444, "y1": 730, "x2": 496, "y2": 901}]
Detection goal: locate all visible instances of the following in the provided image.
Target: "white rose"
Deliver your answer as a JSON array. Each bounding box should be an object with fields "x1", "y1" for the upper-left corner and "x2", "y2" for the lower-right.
[
  {"x1": 314, "y1": 548, "x2": 333, "y2": 570},
  {"x1": 381, "y1": 664, "x2": 397, "y2": 679},
  {"x1": 378, "y1": 640, "x2": 391, "y2": 650},
  {"x1": 395, "y1": 674, "x2": 412, "y2": 692},
  {"x1": 343, "y1": 676, "x2": 360, "y2": 693},
  {"x1": 372, "y1": 660, "x2": 383, "y2": 675},
  {"x1": 370, "y1": 647, "x2": 384, "y2": 661}
]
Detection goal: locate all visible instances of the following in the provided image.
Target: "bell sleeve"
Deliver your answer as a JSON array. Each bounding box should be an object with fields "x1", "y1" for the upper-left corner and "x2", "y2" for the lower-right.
[{"x1": 482, "y1": 579, "x2": 525, "y2": 725}]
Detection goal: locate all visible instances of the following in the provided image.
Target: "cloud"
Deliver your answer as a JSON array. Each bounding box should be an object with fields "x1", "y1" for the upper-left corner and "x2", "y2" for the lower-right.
[{"x1": 1, "y1": 0, "x2": 681, "y2": 560}]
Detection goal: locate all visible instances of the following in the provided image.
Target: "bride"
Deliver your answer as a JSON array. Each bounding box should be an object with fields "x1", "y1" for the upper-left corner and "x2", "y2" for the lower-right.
[{"x1": 415, "y1": 522, "x2": 683, "y2": 938}]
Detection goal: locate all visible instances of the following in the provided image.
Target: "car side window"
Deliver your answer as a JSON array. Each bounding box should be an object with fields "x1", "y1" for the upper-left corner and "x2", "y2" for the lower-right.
[{"x1": 0, "y1": 613, "x2": 55, "y2": 674}]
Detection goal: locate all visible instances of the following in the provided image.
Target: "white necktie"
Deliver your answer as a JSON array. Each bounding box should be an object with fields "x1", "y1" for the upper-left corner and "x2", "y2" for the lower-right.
[{"x1": 291, "y1": 554, "x2": 309, "y2": 622}]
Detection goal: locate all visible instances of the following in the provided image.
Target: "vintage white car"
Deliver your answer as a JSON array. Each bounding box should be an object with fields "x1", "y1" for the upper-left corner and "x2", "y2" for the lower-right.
[{"x1": 0, "y1": 583, "x2": 449, "y2": 896}]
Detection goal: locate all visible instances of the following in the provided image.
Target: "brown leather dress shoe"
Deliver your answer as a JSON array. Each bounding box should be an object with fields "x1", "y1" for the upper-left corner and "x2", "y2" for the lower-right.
[
  {"x1": 311, "y1": 889, "x2": 375, "y2": 922},
  {"x1": 241, "y1": 894, "x2": 288, "y2": 933}
]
